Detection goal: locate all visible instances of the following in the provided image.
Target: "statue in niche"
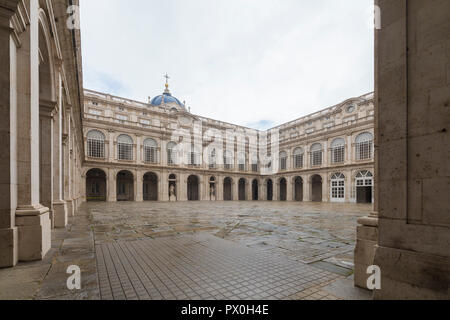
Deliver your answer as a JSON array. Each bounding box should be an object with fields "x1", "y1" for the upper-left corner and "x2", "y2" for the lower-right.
[
  {"x1": 169, "y1": 184, "x2": 177, "y2": 202},
  {"x1": 210, "y1": 184, "x2": 216, "y2": 201}
]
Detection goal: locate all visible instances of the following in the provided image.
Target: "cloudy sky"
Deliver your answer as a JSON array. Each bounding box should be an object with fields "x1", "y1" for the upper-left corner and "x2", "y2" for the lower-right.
[{"x1": 80, "y1": 0, "x2": 374, "y2": 130}]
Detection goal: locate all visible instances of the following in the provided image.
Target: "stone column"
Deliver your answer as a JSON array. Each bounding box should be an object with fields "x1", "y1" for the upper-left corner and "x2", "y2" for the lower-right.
[
  {"x1": 39, "y1": 101, "x2": 55, "y2": 227},
  {"x1": 135, "y1": 170, "x2": 143, "y2": 202},
  {"x1": 107, "y1": 169, "x2": 117, "y2": 202},
  {"x1": 246, "y1": 180, "x2": 252, "y2": 201},
  {"x1": 303, "y1": 175, "x2": 311, "y2": 202},
  {"x1": 273, "y1": 181, "x2": 279, "y2": 201},
  {"x1": 0, "y1": 2, "x2": 19, "y2": 268},
  {"x1": 216, "y1": 177, "x2": 223, "y2": 201},
  {"x1": 52, "y1": 77, "x2": 67, "y2": 227},
  {"x1": 286, "y1": 177, "x2": 293, "y2": 201},
  {"x1": 63, "y1": 110, "x2": 74, "y2": 217},
  {"x1": 15, "y1": 0, "x2": 51, "y2": 262},
  {"x1": 261, "y1": 180, "x2": 267, "y2": 201},
  {"x1": 322, "y1": 173, "x2": 329, "y2": 203},
  {"x1": 232, "y1": 179, "x2": 238, "y2": 201},
  {"x1": 108, "y1": 130, "x2": 115, "y2": 162}
]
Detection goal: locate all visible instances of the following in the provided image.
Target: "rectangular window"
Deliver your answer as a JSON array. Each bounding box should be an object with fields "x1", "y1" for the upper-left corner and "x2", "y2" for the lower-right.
[
  {"x1": 87, "y1": 139, "x2": 105, "y2": 159},
  {"x1": 252, "y1": 163, "x2": 258, "y2": 172},
  {"x1": 168, "y1": 149, "x2": 175, "y2": 165},
  {"x1": 89, "y1": 109, "x2": 102, "y2": 116},
  {"x1": 116, "y1": 114, "x2": 128, "y2": 121},
  {"x1": 140, "y1": 119, "x2": 151, "y2": 125},
  {"x1": 118, "y1": 143, "x2": 133, "y2": 160},
  {"x1": 356, "y1": 141, "x2": 373, "y2": 160},
  {"x1": 280, "y1": 157, "x2": 287, "y2": 171},
  {"x1": 144, "y1": 146, "x2": 156, "y2": 163},
  {"x1": 332, "y1": 146, "x2": 345, "y2": 164},
  {"x1": 311, "y1": 151, "x2": 322, "y2": 166}
]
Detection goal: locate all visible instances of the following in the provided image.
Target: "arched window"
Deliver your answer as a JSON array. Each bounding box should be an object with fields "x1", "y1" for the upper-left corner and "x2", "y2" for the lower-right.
[
  {"x1": 356, "y1": 170, "x2": 373, "y2": 186},
  {"x1": 331, "y1": 138, "x2": 346, "y2": 164},
  {"x1": 355, "y1": 133, "x2": 374, "y2": 160},
  {"x1": 238, "y1": 152, "x2": 247, "y2": 171},
  {"x1": 167, "y1": 142, "x2": 177, "y2": 165},
  {"x1": 279, "y1": 151, "x2": 287, "y2": 171},
  {"x1": 293, "y1": 148, "x2": 304, "y2": 169},
  {"x1": 188, "y1": 145, "x2": 201, "y2": 166},
  {"x1": 117, "y1": 134, "x2": 133, "y2": 160},
  {"x1": 87, "y1": 130, "x2": 105, "y2": 159},
  {"x1": 310, "y1": 143, "x2": 323, "y2": 166},
  {"x1": 331, "y1": 173, "x2": 346, "y2": 202},
  {"x1": 224, "y1": 150, "x2": 233, "y2": 170},
  {"x1": 143, "y1": 138, "x2": 158, "y2": 164}
]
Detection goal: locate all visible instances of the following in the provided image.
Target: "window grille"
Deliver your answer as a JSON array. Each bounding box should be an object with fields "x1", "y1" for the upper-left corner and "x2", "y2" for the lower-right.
[
  {"x1": 293, "y1": 148, "x2": 303, "y2": 168},
  {"x1": 310, "y1": 144, "x2": 323, "y2": 166},
  {"x1": 143, "y1": 139, "x2": 158, "y2": 163},
  {"x1": 87, "y1": 130, "x2": 105, "y2": 159},
  {"x1": 356, "y1": 133, "x2": 374, "y2": 160},
  {"x1": 167, "y1": 142, "x2": 177, "y2": 165},
  {"x1": 279, "y1": 152, "x2": 287, "y2": 171},
  {"x1": 118, "y1": 135, "x2": 133, "y2": 160},
  {"x1": 331, "y1": 138, "x2": 346, "y2": 164}
]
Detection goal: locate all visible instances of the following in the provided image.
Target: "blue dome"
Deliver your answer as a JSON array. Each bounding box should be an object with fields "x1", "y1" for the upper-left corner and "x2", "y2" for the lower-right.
[{"x1": 151, "y1": 93, "x2": 183, "y2": 107}]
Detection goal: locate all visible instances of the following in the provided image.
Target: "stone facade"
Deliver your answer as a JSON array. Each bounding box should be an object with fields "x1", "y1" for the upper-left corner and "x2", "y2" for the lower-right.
[
  {"x1": 0, "y1": 0, "x2": 84, "y2": 268},
  {"x1": 82, "y1": 88, "x2": 375, "y2": 205}
]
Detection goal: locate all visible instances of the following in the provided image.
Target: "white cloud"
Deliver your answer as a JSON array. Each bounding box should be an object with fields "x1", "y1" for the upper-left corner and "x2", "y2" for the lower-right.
[{"x1": 80, "y1": 0, "x2": 374, "y2": 129}]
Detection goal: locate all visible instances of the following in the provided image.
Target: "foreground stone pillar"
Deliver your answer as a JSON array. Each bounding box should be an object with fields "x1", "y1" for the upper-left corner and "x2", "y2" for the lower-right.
[
  {"x1": 15, "y1": 0, "x2": 51, "y2": 262},
  {"x1": 303, "y1": 176, "x2": 310, "y2": 202},
  {"x1": 0, "y1": 2, "x2": 19, "y2": 268},
  {"x1": 52, "y1": 76, "x2": 67, "y2": 227},
  {"x1": 63, "y1": 111, "x2": 74, "y2": 216},
  {"x1": 355, "y1": 0, "x2": 450, "y2": 299},
  {"x1": 135, "y1": 171, "x2": 143, "y2": 202},
  {"x1": 39, "y1": 102, "x2": 54, "y2": 227}
]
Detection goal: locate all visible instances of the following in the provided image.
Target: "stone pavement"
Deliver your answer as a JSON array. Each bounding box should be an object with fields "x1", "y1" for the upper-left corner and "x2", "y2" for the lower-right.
[{"x1": 0, "y1": 202, "x2": 373, "y2": 300}]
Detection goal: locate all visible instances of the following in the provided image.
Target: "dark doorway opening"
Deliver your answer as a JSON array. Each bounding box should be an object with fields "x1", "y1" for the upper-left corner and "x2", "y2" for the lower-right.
[
  {"x1": 187, "y1": 175, "x2": 199, "y2": 201},
  {"x1": 224, "y1": 178, "x2": 232, "y2": 201},
  {"x1": 252, "y1": 179, "x2": 259, "y2": 201},
  {"x1": 311, "y1": 175, "x2": 322, "y2": 202},
  {"x1": 86, "y1": 169, "x2": 107, "y2": 202},
  {"x1": 239, "y1": 179, "x2": 246, "y2": 201},
  {"x1": 357, "y1": 187, "x2": 373, "y2": 204},
  {"x1": 279, "y1": 178, "x2": 287, "y2": 201},
  {"x1": 295, "y1": 177, "x2": 303, "y2": 201},
  {"x1": 143, "y1": 172, "x2": 158, "y2": 201},
  {"x1": 117, "y1": 170, "x2": 134, "y2": 201},
  {"x1": 267, "y1": 179, "x2": 273, "y2": 201}
]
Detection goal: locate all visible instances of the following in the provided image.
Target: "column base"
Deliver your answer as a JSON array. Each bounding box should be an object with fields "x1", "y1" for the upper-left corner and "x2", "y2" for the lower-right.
[
  {"x1": 53, "y1": 200, "x2": 68, "y2": 228},
  {"x1": 373, "y1": 246, "x2": 450, "y2": 300},
  {"x1": 65, "y1": 199, "x2": 74, "y2": 217},
  {"x1": 0, "y1": 227, "x2": 18, "y2": 268},
  {"x1": 15, "y1": 205, "x2": 51, "y2": 262},
  {"x1": 354, "y1": 214, "x2": 379, "y2": 291}
]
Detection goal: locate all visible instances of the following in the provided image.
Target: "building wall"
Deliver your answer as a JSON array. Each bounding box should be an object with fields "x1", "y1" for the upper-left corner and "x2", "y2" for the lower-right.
[{"x1": 82, "y1": 89, "x2": 375, "y2": 204}]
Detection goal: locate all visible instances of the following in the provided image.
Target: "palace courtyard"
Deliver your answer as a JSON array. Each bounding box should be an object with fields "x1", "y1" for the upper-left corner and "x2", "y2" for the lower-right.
[{"x1": 0, "y1": 202, "x2": 372, "y2": 300}]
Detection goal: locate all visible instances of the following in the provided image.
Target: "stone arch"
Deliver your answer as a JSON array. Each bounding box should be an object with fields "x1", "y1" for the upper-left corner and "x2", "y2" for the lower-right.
[
  {"x1": 117, "y1": 170, "x2": 134, "y2": 201},
  {"x1": 238, "y1": 178, "x2": 247, "y2": 201},
  {"x1": 252, "y1": 179, "x2": 259, "y2": 201},
  {"x1": 310, "y1": 174, "x2": 323, "y2": 202},
  {"x1": 86, "y1": 169, "x2": 107, "y2": 202},
  {"x1": 187, "y1": 175, "x2": 200, "y2": 201},
  {"x1": 223, "y1": 177, "x2": 233, "y2": 201},
  {"x1": 294, "y1": 176, "x2": 304, "y2": 201},
  {"x1": 266, "y1": 179, "x2": 273, "y2": 201},
  {"x1": 143, "y1": 172, "x2": 158, "y2": 201},
  {"x1": 279, "y1": 178, "x2": 287, "y2": 201}
]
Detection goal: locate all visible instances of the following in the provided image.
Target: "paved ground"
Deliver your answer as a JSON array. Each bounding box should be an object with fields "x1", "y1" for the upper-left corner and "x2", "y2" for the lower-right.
[{"x1": 0, "y1": 201, "x2": 373, "y2": 300}]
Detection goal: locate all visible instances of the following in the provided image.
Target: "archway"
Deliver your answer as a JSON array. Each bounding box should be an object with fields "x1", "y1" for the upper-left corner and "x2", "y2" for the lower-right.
[
  {"x1": 223, "y1": 178, "x2": 232, "y2": 201},
  {"x1": 356, "y1": 170, "x2": 373, "y2": 204},
  {"x1": 187, "y1": 175, "x2": 199, "y2": 201},
  {"x1": 143, "y1": 172, "x2": 158, "y2": 201},
  {"x1": 294, "y1": 177, "x2": 303, "y2": 201},
  {"x1": 279, "y1": 178, "x2": 287, "y2": 201},
  {"x1": 86, "y1": 169, "x2": 107, "y2": 202},
  {"x1": 117, "y1": 170, "x2": 134, "y2": 201},
  {"x1": 311, "y1": 175, "x2": 323, "y2": 202},
  {"x1": 238, "y1": 178, "x2": 246, "y2": 201},
  {"x1": 252, "y1": 179, "x2": 259, "y2": 201},
  {"x1": 267, "y1": 179, "x2": 273, "y2": 201},
  {"x1": 330, "y1": 173, "x2": 345, "y2": 203}
]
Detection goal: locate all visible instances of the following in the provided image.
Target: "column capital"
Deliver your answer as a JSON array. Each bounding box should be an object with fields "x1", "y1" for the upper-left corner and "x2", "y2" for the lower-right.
[{"x1": 0, "y1": 1, "x2": 20, "y2": 26}]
